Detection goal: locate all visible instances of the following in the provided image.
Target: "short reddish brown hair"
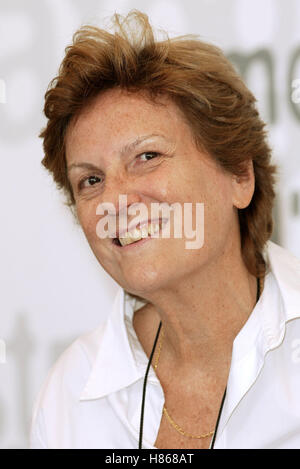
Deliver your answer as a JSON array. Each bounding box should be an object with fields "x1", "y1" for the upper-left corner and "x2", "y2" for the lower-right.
[{"x1": 40, "y1": 9, "x2": 277, "y2": 279}]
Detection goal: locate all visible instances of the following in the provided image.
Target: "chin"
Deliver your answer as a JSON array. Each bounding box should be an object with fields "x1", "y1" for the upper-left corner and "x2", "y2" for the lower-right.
[{"x1": 120, "y1": 267, "x2": 168, "y2": 298}]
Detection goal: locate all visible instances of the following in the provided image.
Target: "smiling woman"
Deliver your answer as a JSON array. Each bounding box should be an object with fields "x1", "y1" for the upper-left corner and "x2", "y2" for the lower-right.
[{"x1": 30, "y1": 9, "x2": 300, "y2": 449}]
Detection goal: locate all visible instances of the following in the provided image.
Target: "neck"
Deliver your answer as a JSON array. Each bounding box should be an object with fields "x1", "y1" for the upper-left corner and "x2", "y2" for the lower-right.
[{"x1": 133, "y1": 246, "x2": 260, "y2": 376}]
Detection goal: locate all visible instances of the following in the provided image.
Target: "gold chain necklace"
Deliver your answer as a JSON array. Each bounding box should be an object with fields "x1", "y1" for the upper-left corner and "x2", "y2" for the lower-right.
[
  {"x1": 153, "y1": 326, "x2": 214, "y2": 439},
  {"x1": 152, "y1": 276, "x2": 263, "y2": 439}
]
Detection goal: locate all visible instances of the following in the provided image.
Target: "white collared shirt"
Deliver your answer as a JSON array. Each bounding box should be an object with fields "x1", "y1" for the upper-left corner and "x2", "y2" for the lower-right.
[{"x1": 29, "y1": 241, "x2": 300, "y2": 449}]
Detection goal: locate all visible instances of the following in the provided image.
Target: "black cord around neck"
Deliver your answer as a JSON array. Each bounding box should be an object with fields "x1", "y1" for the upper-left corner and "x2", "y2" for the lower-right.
[
  {"x1": 138, "y1": 320, "x2": 162, "y2": 449},
  {"x1": 138, "y1": 276, "x2": 261, "y2": 449},
  {"x1": 210, "y1": 387, "x2": 226, "y2": 449}
]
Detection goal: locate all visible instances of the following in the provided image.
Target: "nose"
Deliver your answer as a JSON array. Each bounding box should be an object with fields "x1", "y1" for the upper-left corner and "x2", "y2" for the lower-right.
[{"x1": 97, "y1": 172, "x2": 144, "y2": 218}]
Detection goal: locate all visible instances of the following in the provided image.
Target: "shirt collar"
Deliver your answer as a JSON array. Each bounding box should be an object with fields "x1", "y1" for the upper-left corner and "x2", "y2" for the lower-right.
[
  {"x1": 264, "y1": 241, "x2": 300, "y2": 321},
  {"x1": 260, "y1": 240, "x2": 300, "y2": 350},
  {"x1": 217, "y1": 240, "x2": 300, "y2": 435},
  {"x1": 80, "y1": 240, "x2": 300, "y2": 401},
  {"x1": 79, "y1": 286, "x2": 157, "y2": 400}
]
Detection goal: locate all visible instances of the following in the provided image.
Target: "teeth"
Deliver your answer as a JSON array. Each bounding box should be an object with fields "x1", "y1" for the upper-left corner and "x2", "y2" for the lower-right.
[
  {"x1": 148, "y1": 222, "x2": 161, "y2": 235},
  {"x1": 118, "y1": 222, "x2": 161, "y2": 247}
]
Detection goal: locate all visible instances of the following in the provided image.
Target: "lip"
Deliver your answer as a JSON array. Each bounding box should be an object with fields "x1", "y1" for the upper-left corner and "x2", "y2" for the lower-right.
[
  {"x1": 112, "y1": 218, "x2": 170, "y2": 250},
  {"x1": 112, "y1": 235, "x2": 154, "y2": 251},
  {"x1": 116, "y1": 217, "x2": 168, "y2": 239}
]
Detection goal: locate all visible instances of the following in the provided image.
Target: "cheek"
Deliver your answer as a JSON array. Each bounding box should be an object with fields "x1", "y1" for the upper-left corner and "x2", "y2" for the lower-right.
[
  {"x1": 187, "y1": 170, "x2": 234, "y2": 240},
  {"x1": 204, "y1": 187, "x2": 235, "y2": 247},
  {"x1": 77, "y1": 203, "x2": 99, "y2": 242}
]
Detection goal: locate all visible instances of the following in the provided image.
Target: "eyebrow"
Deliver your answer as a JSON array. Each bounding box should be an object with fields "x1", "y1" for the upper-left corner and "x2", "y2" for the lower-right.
[
  {"x1": 67, "y1": 161, "x2": 102, "y2": 174},
  {"x1": 67, "y1": 133, "x2": 169, "y2": 174},
  {"x1": 119, "y1": 133, "x2": 167, "y2": 157}
]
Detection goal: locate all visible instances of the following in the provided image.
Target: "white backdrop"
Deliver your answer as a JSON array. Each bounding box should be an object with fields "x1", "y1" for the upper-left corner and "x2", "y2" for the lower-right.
[{"x1": 0, "y1": 0, "x2": 299, "y2": 449}]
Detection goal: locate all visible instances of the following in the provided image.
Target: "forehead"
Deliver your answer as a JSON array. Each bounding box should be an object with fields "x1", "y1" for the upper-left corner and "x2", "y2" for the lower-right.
[{"x1": 65, "y1": 88, "x2": 193, "y2": 158}]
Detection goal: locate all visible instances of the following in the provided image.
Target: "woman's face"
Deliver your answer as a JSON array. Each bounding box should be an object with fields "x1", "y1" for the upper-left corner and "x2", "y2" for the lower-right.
[{"x1": 65, "y1": 88, "x2": 253, "y2": 297}]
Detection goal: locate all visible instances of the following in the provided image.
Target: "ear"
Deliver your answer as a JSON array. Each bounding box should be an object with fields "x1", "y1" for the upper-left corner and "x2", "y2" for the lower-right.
[{"x1": 231, "y1": 160, "x2": 255, "y2": 209}]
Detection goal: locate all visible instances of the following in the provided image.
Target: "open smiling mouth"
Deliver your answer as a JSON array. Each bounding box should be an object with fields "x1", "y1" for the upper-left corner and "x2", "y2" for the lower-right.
[{"x1": 112, "y1": 219, "x2": 167, "y2": 248}]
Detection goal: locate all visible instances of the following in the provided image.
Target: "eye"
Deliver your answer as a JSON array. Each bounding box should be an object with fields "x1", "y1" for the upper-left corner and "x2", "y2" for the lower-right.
[
  {"x1": 78, "y1": 175, "x2": 103, "y2": 190},
  {"x1": 138, "y1": 151, "x2": 160, "y2": 162}
]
